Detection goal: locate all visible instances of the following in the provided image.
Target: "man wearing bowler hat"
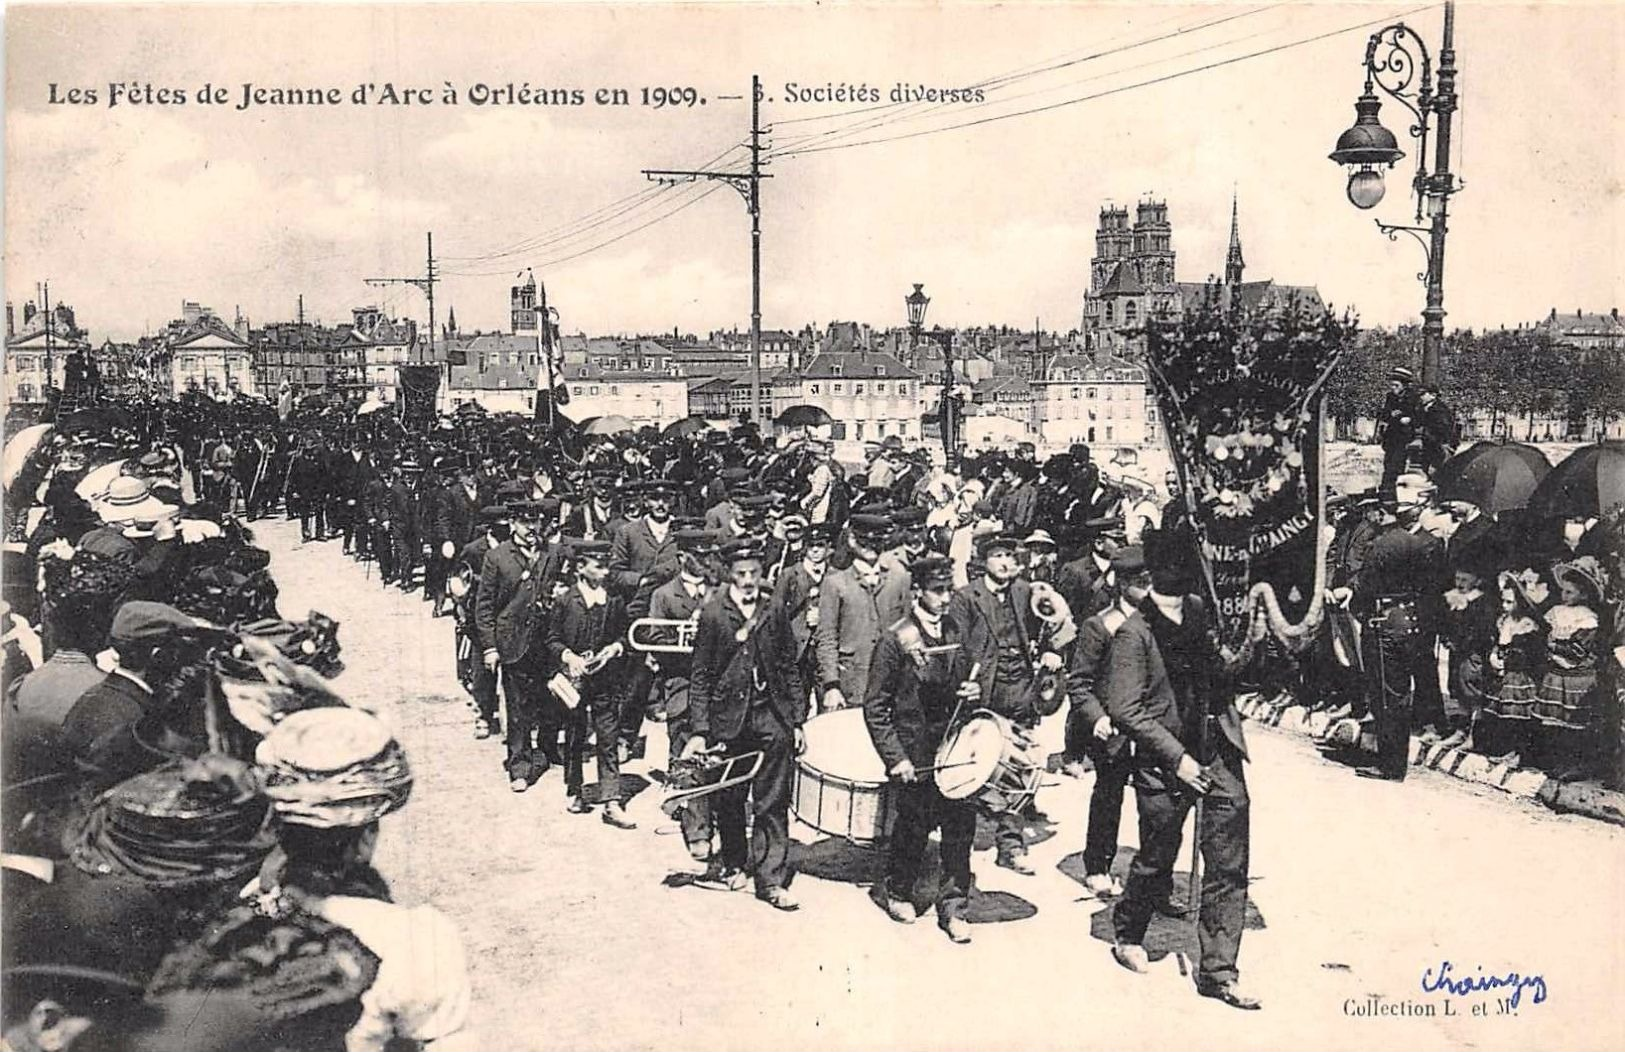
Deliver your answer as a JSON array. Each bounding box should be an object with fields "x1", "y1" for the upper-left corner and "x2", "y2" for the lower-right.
[{"x1": 1377, "y1": 366, "x2": 1421, "y2": 500}]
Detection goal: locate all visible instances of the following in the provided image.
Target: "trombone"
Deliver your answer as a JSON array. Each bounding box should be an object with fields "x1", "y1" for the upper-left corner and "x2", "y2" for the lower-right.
[{"x1": 628, "y1": 617, "x2": 700, "y2": 654}]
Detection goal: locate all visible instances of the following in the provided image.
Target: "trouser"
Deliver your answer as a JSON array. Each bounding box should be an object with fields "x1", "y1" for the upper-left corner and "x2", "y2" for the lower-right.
[
  {"x1": 991, "y1": 699, "x2": 1039, "y2": 857},
  {"x1": 502, "y1": 663, "x2": 563, "y2": 782},
  {"x1": 1113, "y1": 751, "x2": 1250, "y2": 986},
  {"x1": 1378, "y1": 443, "x2": 1408, "y2": 499},
  {"x1": 565, "y1": 680, "x2": 624, "y2": 803},
  {"x1": 1362, "y1": 611, "x2": 1438, "y2": 779},
  {"x1": 301, "y1": 497, "x2": 327, "y2": 541},
  {"x1": 620, "y1": 659, "x2": 655, "y2": 747},
  {"x1": 370, "y1": 522, "x2": 394, "y2": 579},
  {"x1": 423, "y1": 544, "x2": 450, "y2": 603},
  {"x1": 392, "y1": 529, "x2": 419, "y2": 586},
  {"x1": 715, "y1": 709, "x2": 795, "y2": 893},
  {"x1": 1082, "y1": 738, "x2": 1134, "y2": 878},
  {"x1": 332, "y1": 498, "x2": 357, "y2": 552},
  {"x1": 663, "y1": 681, "x2": 713, "y2": 859},
  {"x1": 886, "y1": 778, "x2": 976, "y2": 921}
]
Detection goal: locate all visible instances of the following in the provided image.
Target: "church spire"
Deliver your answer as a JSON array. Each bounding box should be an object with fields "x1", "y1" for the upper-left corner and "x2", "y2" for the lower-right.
[{"x1": 1225, "y1": 190, "x2": 1245, "y2": 286}]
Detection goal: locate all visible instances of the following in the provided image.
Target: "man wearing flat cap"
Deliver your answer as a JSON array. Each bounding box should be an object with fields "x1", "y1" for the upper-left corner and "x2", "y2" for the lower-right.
[
  {"x1": 863, "y1": 554, "x2": 983, "y2": 944},
  {"x1": 817, "y1": 514, "x2": 910, "y2": 714},
  {"x1": 647, "y1": 527, "x2": 719, "y2": 860},
  {"x1": 455, "y1": 506, "x2": 512, "y2": 740},
  {"x1": 685, "y1": 539, "x2": 804, "y2": 910},
  {"x1": 946, "y1": 531, "x2": 1056, "y2": 875},
  {"x1": 609, "y1": 480, "x2": 685, "y2": 760},
  {"x1": 564, "y1": 473, "x2": 625, "y2": 542}
]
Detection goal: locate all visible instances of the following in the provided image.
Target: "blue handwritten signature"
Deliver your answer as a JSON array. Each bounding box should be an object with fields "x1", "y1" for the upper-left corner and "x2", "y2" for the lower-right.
[{"x1": 1421, "y1": 960, "x2": 1548, "y2": 1009}]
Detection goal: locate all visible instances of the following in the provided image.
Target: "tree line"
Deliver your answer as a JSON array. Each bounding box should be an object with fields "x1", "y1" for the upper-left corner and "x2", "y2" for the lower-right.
[{"x1": 1324, "y1": 325, "x2": 1625, "y2": 441}]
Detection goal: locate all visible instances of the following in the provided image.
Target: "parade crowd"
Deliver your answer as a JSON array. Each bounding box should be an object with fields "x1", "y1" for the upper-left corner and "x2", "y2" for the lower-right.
[{"x1": 1, "y1": 380, "x2": 1620, "y2": 1045}]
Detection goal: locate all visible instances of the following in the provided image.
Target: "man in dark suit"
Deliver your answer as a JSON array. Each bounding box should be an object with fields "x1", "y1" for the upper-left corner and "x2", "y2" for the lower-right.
[
  {"x1": 609, "y1": 479, "x2": 683, "y2": 758},
  {"x1": 546, "y1": 539, "x2": 635, "y2": 828},
  {"x1": 388, "y1": 462, "x2": 424, "y2": 592},
  {"x1": 683, "y1": 539, "x2": 805, "y2": 911},
  {"x1": 1103, "y1": 529, "x2": 1257, "y2": 1011},
  {"x1": 286, "y1": 437, "x2": 327, "y2": 543},
  {"x1": 435, "y1": 459, "x2": 482, "y2": 615},
  {"x1": 864, "y1": 555, "x2": 982, "y2": 944},
  {"x1": 945, "y1": 531, "x2": 1055, "y2": 875},
  {"x1": 455, "y1": 506, "x2": 509, "y2": 740},
  {"x1": 771, "y1": 521, "x2": 832, "y2": 705},
  {"x1": 1055, "y1": 518, "x2": 1122, "y2": 624},
  {"x1": 998, "y1": 458, "x2": 1042, "y2": 536},
  {"x1": 563, "y1": 473, "x2": 626, "y2": 542},
  {"x1": 648, "y1": 528, "x2": 718, "y2": 859},
  {"x1": 363, "y1": 465, "x2": 395, "y2": 581},
  {"x1": 1377, "y1": 366, "x2": 1421, "y2": 500},
  {"x1": 1064, "y1": 545, "x2": 1148, "y2": 897},
  {"x1": 477, "y1": 499, "x2": 565, "y2": 789},
  {"x1": 816, "y1": 514, "x2": 910, "y2": 715}
]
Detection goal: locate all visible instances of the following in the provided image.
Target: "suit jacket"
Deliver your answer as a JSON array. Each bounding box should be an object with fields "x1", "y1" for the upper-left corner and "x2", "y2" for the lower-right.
[
  {"x1": 1056, "y1": 552, "x2": 1112, "y2": 622},
  {"x1": 1000, "y1": 481, "x2": 1041, "y2": 534},
  {"x1": 703, "y1": 502, "x2": 744, "y2": 539},
  {"x1": 864, "y1": 609, "x2": 978, "y2": 770},
  {"x1": 476, "y1": 540, "x2": 548, "y2": 664},
  {"x1": 1066, "y1": 603, "x2": 1133, "y2": 759},
  {"x1": 609, "y1": 518, "x2": 680, "y2": 616},
  {"x1": 1101, "y1": 596, "x2": 1247, "y2": 789},
  {"x1": 388, "y1": 481, "x2": 420, "y2": 538},
  {"x1": 544, "y1": 585, "x2": 630, "y2": 690},
  {"x1": 689, "y1": 590, "x2": 803, "y2": 741},
  {"x1": 946, "y1": 576, "x2": 1047, "y2": 723},
  {"x1": 816, "y1": 563, "x2": 910, "y2": 704},
  {"x1": 563, "y1": 501, "x2": 625, "y2": 542},
  {"x1": 647, "y1": 575, "x2": 709, "y2": 699},
  {"x1": 443, "y1": 484, "x2": 481, "y2": 551},
  {"x1": 770, "y1": 561, "x2": 825, "y2": 664}
]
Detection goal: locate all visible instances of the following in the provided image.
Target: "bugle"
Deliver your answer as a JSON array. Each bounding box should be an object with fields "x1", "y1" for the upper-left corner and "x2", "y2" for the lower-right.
[{"x1": 628, "y1": 617, "x2": 700, "y2": 654}]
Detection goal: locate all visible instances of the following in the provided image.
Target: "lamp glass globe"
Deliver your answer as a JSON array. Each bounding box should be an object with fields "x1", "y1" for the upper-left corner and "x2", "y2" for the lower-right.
[{"x1": 1347, "y1": 168, "x2": 1386, "y2": 210}]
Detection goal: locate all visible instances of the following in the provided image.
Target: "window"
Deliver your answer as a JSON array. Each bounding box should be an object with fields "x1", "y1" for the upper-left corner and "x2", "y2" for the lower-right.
[
  {"x1": 610, "y1": 385, "x2": 619, "y2": 396},
  {"x1": 899, "y1": 382, "x2": 909, "y2": 397},
  {"x1": 1106, "y1": 427, "x2": 1114, "y2": 441},
  {"x1": 834, "y1": 383, "x2": 844, "y2": 394},
  {"x1": 831, "y1": 363, "x2": 844, "y2": 376},
  {"x1": 1147, "y1": 409, "x2": 1158, "y2": 424},
  {"x1": 854, "y1": 382, "x2": 865, "y2": 395},
  {"x1": 878, "y1": 422, "x2": 888, "y2": 437},
  {"x1": 809, "y1": 383, "x2": 820, "y2": 395},
  {"x1": 855, "y1": 422, "x2": 865, "y2": 440},
  {"x1": 590, "y1": 386, "x2": 600, "y2": 396},
  {"x1": 1105, "y1": 302, "x2": 1114, "y2": 324},
  {"x1": 1070, "y1": 387, "x2": 1079, "y2": 400},
  {"x1": 875, "y1": 382, "x2": 886, "y2": 395},
  {"x1": 1105, "y1": 387, "x2": 1114, "y2": 401},
  {"x1": 874, "y1": 366, "x2": 884, "y2": 376},
  {"x1": 1125, "y1": 302, "x2": 1138, "y2": 325}
]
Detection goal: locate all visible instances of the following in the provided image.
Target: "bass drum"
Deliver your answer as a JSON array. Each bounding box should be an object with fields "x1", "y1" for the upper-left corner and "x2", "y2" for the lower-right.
[{"x1": 791, "y1": 708, "x2": 895, "y2": 846}]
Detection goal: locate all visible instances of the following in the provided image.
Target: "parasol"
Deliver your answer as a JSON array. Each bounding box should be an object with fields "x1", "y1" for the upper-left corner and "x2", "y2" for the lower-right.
[
  {"x1": 1527, "y1": 441, "x2": 1625, "y2": 520},
  {"x1": 775, "y1": 404, "x2": 834, "y2": 428},
  {"x1": 581, "y1": 414, "x2": 634, "y2": 436},
  {"x1": 1434, "y1": 441, "x2": 1551, "y2": 514},
  {"x1": 2, "y1": 423, "x2": 53, "y2": 488},
  {"x1": 663, "y1": 416, "x2": 710, "y2": 439},
  {"x1": 355, "y1": 399, "x2": 390, "y2": 417}
]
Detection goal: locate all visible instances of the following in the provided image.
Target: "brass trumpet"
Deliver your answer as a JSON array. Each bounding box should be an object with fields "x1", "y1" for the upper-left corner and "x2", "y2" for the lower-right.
[{"x1": 628, "y1": 617, "x2": 700, "y2": 654}]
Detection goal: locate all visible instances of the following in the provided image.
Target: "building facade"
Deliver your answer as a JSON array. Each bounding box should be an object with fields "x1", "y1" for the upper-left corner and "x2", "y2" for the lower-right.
[
  {"x1": 4, "y1": 299, "x2": 88, "y2": 403},
  {"x1": 1034, "y1": 353, "x2": 1154, "y2": 449},
  {"x1": 1530, "y1": 308, "x2": 1624, "y2": 352},
  {"x1": 560, "y1": 363, "x2": 689, "y2": 428},
  {"x1": 780, "y1": 351, "x2": 922, "y2": 447}
]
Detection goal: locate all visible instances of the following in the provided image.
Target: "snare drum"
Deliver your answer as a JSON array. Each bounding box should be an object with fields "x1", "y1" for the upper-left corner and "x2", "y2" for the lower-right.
[
  {"x1": 792, "y1": 708, "x2": 895, "y2": 845},
  {"x1": 933, "y1": 709, "x2": 1043, "y2": 814}
]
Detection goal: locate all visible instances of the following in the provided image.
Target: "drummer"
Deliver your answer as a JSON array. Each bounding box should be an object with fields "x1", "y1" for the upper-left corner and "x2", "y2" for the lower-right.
[
  {"x1": 863, "y1": 555, "x2": 982, "y2": 944},
  {"x1": 946, "y1": 531, "x2": 1054, "y2": 876}
]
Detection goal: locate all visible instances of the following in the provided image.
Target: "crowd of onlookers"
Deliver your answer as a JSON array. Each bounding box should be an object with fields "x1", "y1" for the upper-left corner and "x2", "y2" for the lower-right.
[{"x1": 2, "y1": 419, "x2": 477, "y2": 1051}]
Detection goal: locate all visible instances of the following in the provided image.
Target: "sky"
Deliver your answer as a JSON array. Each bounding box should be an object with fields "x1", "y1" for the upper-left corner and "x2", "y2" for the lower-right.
[{"x1": 4, "y1": 2, "x2": 1622, "y2": 344}]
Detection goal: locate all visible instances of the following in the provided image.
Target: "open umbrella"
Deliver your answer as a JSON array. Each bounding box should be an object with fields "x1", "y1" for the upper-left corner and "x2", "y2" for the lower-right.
[
  {"x1": 581, "y1": 414, "x2": 634, "y2": 437},
  {"x1": 355, "y1": 399, "x2": 390, "y2": 417},
  {"x1": 2, "y1": 423, "x2": 53, "y2": 488},
  {"x1": 1527, "y1": 440, "x2": 1625, "y2": 519},
  {"x1": 1434, "y1": 441, "x2": 1551, "y2": 513},
  {"x1": 776, "y1": 404, "x2": 833, "y2": 429},
  {"x1": 663, "y1": 416, "x2": 710, "y2": 439}
]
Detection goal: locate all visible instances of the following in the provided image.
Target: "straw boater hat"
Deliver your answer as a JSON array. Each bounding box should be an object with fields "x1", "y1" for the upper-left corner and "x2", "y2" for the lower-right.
[{"x1": 94, "y1": 476, "x2": 178, "y2": 526}]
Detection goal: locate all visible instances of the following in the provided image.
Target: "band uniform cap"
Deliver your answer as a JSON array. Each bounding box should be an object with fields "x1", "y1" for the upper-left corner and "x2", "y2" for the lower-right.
[
  {"x1": 909, "y1": 555, "x2": 955, "y2": 590},
  {"x1": 675, "y1": 528, "x2": 717, "y2": 553},
  {"x1": 804, "y1": 522, "x2": 838, "y2": 545},
  {"x1": 1389, "y1": 366, "x2": 1416, "y2": 382},
  {"x1": 721, "y1": 538, "x2": 765, "y2": 565},
  {"x1": 571, "y1": 538, "x2": 613, "y2": 561},
  {"x1": 975, "y1": 531, "x2": 1022, "y2": 555},
  {"x1": 892, "y1": 506, "x2": 928, "y2": 531},
  {"x1": 111, "y1": 601, "x2": 199, "y2": 645},
  {"x1": 641, "y1": 479, "x2": 681, "y2": 499},
  {"x1": 849, "y1": 513, "x2": 892, "y2": 537},
  {"x1": 505, "y1": 499, "x2": 549, "y2": 521},
  {"x1": 736, "y1": 494, "x2": 776, "y2": 514},
  {"x1": 479, "y1": 505, "x2": 510, "y2": 525},
  {"x1": 1085, "y1": 515, "x2": 1127, "y2": 539},
  {"x1": 1110, "y1": 545, "x2": 1148, "y2": 576},
  {"x1": 780, "y1": 511, "x2": 810, "y2": 530}
]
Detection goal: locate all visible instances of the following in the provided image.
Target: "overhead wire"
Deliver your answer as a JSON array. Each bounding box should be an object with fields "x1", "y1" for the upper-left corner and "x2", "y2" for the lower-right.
[{"x1": 771, "y1": 3, "x2": 1437, "y2": 159}]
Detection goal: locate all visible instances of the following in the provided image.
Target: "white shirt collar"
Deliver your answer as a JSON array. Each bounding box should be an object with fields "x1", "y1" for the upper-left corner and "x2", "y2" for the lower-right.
[
  {"x1": 729, "y1": 584, "x2": 757, "y2": 616},
  {"x1": 577, "y1": 579, "x2": 608, "y2": 608}
]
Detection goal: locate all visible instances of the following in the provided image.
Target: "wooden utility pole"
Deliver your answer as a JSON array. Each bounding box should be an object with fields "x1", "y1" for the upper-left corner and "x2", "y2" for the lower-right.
[{"x1": 643, "y1": 75, "x2": 771, "y2": 425}]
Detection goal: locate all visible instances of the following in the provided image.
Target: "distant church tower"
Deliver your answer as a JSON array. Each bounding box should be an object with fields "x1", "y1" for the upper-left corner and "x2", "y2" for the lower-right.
[
  {"x1": 1089, "y1": 206, "x2": 1132, "y2": 293},
  {"x1": 1224, "y1": 193, "x2": 1246, "y2": 287},
  {"x1": 510, "y1": 270, "x2": 537, "y2": 334},
  {"x1": 1130, "y1": 199, "x2": 1174, "y2": 287}
]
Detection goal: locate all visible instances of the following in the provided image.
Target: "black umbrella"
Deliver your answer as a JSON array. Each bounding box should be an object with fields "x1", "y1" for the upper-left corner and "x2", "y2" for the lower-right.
[
  {"x1": 1528, "y1": 441, "x2": 1625, "y2": 519},
  {"x1": 1434, "y1": 440, "x2": 1551, "y2": 513},
  {"x1": 775, "y1": 404, "x2": 833, "y2": 428},
  {"x1": 663, "y1": 416, "x2": 710, "y2": 439}
]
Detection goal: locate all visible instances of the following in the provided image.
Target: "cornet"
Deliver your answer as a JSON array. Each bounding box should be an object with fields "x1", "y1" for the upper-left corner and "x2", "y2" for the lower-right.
[{"x1": 628, "y1": 617, "x2": 700, "y2": 654}]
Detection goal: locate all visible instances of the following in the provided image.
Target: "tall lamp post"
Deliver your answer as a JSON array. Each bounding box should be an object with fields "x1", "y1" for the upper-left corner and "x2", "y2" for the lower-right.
[
  {"x1": 1328, "y1": 0, "x2": 1460, "y2": 387},
  {"x1": 907, "y1": 283, "x2": 956, "y2": 458}
]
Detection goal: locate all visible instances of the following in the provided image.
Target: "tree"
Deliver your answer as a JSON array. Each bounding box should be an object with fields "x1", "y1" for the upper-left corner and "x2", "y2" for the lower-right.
[{"x1": 1324, "y1": 325, "x2": 1417, "y2": 437}]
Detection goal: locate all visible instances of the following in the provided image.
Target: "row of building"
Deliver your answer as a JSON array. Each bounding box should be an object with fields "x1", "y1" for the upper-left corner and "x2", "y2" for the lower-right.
[{"x1": 11, "y1": 198, "x2": 1622, "y2": 451}]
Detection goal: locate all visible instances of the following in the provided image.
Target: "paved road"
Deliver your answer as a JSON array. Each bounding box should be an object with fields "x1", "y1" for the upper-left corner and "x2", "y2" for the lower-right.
[{"x1": 257, "y1": 517, "x2": 1623, "y2": 1052}]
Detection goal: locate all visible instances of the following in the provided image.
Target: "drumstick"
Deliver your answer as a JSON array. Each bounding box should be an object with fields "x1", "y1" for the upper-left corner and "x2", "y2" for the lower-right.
[
  {"x1": 943, "y1": 661, "x2": 982, "y2": 740},
  {"x1": 917, "y1": 759, "x2": 978, "y2": 773}
]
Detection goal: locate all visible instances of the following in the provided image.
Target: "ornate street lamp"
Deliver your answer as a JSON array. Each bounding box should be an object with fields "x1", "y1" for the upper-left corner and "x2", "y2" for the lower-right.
[{"x1": 1329, "y1": 0, "x2": 1460, "y2": 385}]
